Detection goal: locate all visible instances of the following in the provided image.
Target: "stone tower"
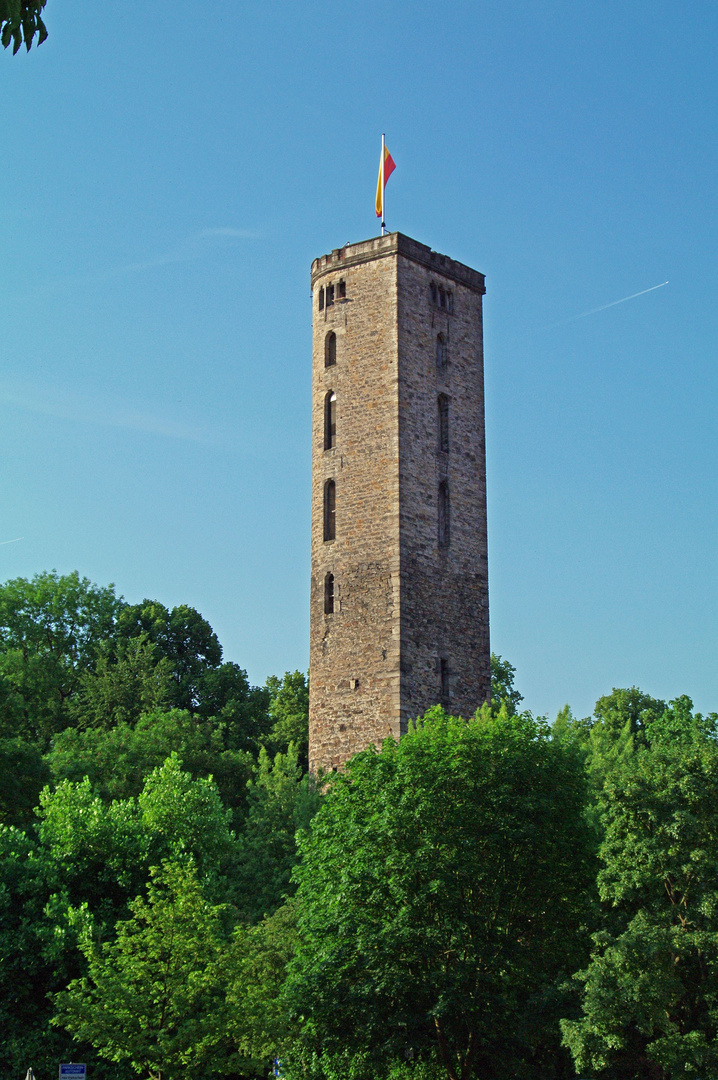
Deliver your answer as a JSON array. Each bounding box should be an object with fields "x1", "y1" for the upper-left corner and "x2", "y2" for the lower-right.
[{"x1": 309, "y1": 232, "x2": 489, "y2": 773}]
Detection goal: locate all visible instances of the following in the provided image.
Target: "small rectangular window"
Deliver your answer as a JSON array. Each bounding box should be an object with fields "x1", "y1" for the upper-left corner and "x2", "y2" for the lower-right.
[
  {"x1": 326, "y1": 284, "x2": 335, "y2": 307},
  {"x1": 318, "y1": 287, "x2": 324, "y2": 311},
  {"x1": 438, "y1": 480, "x2": 450, "y2": 547},
  {"x1": 438, "y1": 395, "x2": 449, "y2": 452},
  {"x1": 324, "y1": 573, "x2": 335, "y2": 614},
  {"x1": 440, "y1": 657, "x2": 450, "y2": 699},
  {"x1": 436, "y1": 334, "x2": 447, "y2": 371},
  {"x1": 338, "y1": 280, "x2": 346, "y2": 299}
]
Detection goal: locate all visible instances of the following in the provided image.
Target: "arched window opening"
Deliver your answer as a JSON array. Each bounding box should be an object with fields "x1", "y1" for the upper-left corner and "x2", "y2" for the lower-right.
[
  {"x1": 325, "y1": 331, "x2": 337, "y2": 367},
  {"x1": 338, "y1": 279, "x2": 346, "y2": 300},
  {"x1": 318, "y1": 287, "x2": 325, "y2": 311},
  {"x1": 324, "y1": 572, "x2": 335, "y2": 614},
  {"x1": 326, "y1": 283, "x2": 335, "y2": 307},
  {"x1": 438, "y1": 394, "x2": 449, "y2": 452},
  {"x1": 436, "y1": 333, "x2": 447, "y2": 371},
  {"x1": 324, "y1": 479, "x2": 336, "y2": 542},
  {"x1": 438, "y1": 480, "x2": 450, "y2": 547},
  {"x1": 324, "y1": 391, "x2": 337, "y2": 450}
]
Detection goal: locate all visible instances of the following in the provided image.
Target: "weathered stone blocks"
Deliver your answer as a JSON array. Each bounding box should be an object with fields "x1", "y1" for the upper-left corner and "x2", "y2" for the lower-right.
[{"x1": 309, "y1": 233, "x2": 490, "y2": 773}]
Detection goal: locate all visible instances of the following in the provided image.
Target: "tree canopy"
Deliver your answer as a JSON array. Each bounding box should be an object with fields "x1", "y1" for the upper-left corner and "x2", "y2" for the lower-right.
[
  {"x1": 489, "y1": 652, "x2": 523, "y2": 715},
  {"x1": 0, "y1": 571, "x2": 311, "y2": 1077},
  {"x1": 55, "y1": 859, "x2": 232, "y2": 1080},
  {"x1": 2, "y1": 568, "x2": 718, "y2": 1080},
  {"x1": 0, "y1": 571, "x2": 123, "y2": 743},
  {"x1": 561, "y1": 700, "x2": 718, "y2": 1079},
  {"x1": 287, "y1": 707, "x2": 594, "y2": 1080}
]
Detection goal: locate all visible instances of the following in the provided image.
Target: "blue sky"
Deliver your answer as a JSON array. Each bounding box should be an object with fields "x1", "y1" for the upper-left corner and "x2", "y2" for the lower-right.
[{"x1": 2, "y1": 0, "x2": 716, "y2": 720}]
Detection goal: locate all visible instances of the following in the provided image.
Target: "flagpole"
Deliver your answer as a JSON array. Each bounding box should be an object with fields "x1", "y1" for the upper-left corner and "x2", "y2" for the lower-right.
[{"x1": 381, "y1": 132, "x2": 386, "y2": 235}]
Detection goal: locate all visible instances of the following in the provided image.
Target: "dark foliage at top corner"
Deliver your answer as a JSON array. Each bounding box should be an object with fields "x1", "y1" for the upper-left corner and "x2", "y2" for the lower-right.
[{"x1": 0, "y1": 0, "x2": 48, "y2": 54}]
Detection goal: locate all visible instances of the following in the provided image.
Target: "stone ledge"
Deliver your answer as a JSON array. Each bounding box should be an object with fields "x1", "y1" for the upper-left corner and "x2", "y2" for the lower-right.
[{"x1": 311, "y1": 233, "x2": 486, "y2": 295}]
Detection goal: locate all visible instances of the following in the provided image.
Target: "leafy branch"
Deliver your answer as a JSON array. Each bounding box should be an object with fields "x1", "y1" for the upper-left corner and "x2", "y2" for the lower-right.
[{"x1": 0, "y1": 0, "x2": 48, "y2": 54}]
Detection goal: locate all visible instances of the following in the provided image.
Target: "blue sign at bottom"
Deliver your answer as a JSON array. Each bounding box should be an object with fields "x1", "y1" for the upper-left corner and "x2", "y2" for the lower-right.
[{"x1": 60, "y1": 1065, "x2": 86, "y2": 1080}]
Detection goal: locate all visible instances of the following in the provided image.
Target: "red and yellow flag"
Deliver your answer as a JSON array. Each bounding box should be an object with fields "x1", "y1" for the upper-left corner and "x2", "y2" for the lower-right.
[{"x1": 375, "y1": 143, "x2": 396, "y2": 219}]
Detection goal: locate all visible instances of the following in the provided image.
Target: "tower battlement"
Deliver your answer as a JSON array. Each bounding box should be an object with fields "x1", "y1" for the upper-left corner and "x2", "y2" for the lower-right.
[
  {"x1": 309, "y1": 232, "x2": 490, "y2": 773},
  {"x1": 311, "y1": 232, "x2": 486, "y2": 294}
]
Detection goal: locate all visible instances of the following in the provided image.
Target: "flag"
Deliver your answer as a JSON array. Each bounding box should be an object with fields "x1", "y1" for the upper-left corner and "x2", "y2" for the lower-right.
[{"x1": 375, "y1": 143, "x2": 396, "y2": 219}]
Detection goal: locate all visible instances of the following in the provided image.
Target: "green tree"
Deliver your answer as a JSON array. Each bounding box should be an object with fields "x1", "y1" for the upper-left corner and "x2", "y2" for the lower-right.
[
  {"x1": 37, "y1": 775, "x2": 148, "y2": 921},
  {"x1": 54, "y1": 859, "x2": 231, "y2": 1080},
  {"x1": 67, "y1": 635, "x2": 173, "y2": 730},
  {"x1": 0, "y1": 572, "x2": 270, "y2": 748},
  {"x1": 47, "y1": 708, "x2": 254, "y2": 822},
  {"x1": 561, "y1": 699, "x2": 718, "y2": 1079},
  {"x1": 0, "y1": 735, "x2": 50, "y2": 826},
  {"x1": 489, "y1": 652, "x2": 523, "y2": 716},
  {"x1": 137, "y1": 753, "x2": 237, "y2": 888},
  {"x1": 1, "y1": 0, "x2": 47, "y2": 53},
  {"x1": 196, "y1": 660, "x2": 272, "y2": 752},
  {"x1": 0, "y1": 571, "x2": 123, "y2": 744},
  {"x1": 264, "y1": 669, "x2": 309, "y2": 763},
  {"x1": 0, "y1": 822, "x2": 134, "y2": 1079},
  {"x1": 38, "y1": 754, "x2": 237, "y2": 921},
  {"x1": 233, "y1": 743, "x2": 320, "y2": 924},
  {"x1": 116, "y1": 600, "x2": 222, "y2": 712},
  {"x1": 585, "y1": 687, "x2": 666, "y2": 786},
  {"x1": 0, "y1": 757, "x2": 240, "y2": 1074},
  {"x1": 288, "y1": 707, "x2": 593, "y2": 1080},
  {"x1": 0, "y1": 824, "x2": 62, "y2": 1073},
  {"x1": 227, "y1": 898, "x2": 301, "y2": 1071},
  {"x1": 115, "y1": 600, "x2": 271, "y2": 746},
  {"x1": 550, "y1": 687, "x2": 669, "y2": 806},
  {"x1": 591, "y1": 686, "x2": 666, "y2": 747}
]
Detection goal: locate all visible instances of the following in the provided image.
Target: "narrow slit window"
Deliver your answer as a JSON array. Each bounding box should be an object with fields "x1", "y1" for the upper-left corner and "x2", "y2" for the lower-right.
[
  {"x1": 436, "y1": 333, "x2": 447, "y2": 371},
  {"x1": 318, "y1": 287, "x2": 325, "y2": 311},
  {"x1": 324, "y1": 479, "x2": 336, "y2": 542},
  {"x1": 438, "y1": 286, "x2": 446, "y2": 309},
  {"x1": 440, "y1": 657, "x2": 450, "y2": 699},
  {"x1": 438, "y1": 394, "x2": 449, "y2": 452},
  {"x1": 326, "y1": 284, "x2": 335, "y2": 307},
  {"x1": 324, "y1": 572, "x2": 335, "y2": 614},
  {"x1": 324, "y1": 391, "x2": 337, "y2": 449},
  {"x1": 447, "y1": 290, "x2": 454, "y2": 313},
  {"x1": 325, "y1": 331, "x2": 336, "y2": 367},
  {"x1": 430, "y1": 282, "x2": 438, "y2": 306},
  {"x1": 338, "y1": 279, "x2": 346, "y2": 300},
  {"x1": 438, "y1": 480, "x2": 450, "y2": 547}
]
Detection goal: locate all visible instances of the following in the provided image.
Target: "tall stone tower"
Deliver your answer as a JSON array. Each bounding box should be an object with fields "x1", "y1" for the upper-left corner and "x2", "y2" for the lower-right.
[{"x1": 309, "y1": 232, "x2": 489, "y2": 773}]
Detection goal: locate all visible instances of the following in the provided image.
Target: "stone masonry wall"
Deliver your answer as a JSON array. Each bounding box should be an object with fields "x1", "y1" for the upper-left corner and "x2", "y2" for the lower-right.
[
  {"x1": 309, "y1": 238, "x2": 402, "y2": 772},
  {"x1": 396, "y1": 251, "x2": 490, "y2": 723},
  {"x1": 308, "y1": 234, "x2": 489, "y2": 773}
]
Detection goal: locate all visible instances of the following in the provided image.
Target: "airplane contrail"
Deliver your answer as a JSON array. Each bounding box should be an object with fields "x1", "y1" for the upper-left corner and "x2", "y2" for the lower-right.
[
  {"x1": 0, "y1": 537, "x2": 24, "y2": 545},
  {"x1": 556, "y1": 281, "x2": 669, "y2": 326}
]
